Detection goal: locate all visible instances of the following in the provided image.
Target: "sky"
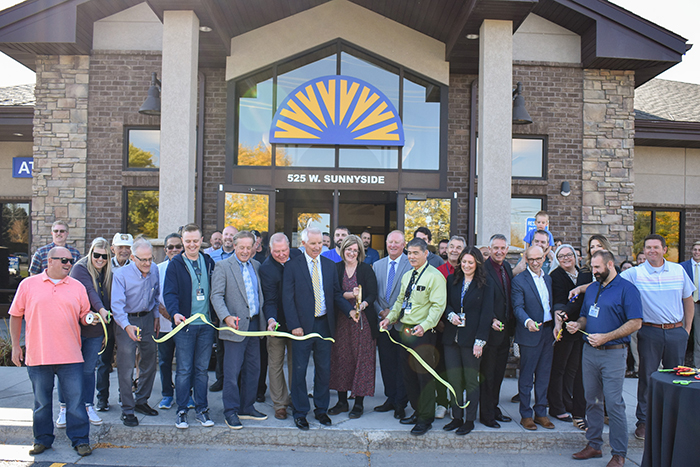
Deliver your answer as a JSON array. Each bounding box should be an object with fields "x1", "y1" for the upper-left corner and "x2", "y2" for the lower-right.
[{"x1": 0, "y1": 0, "x2": 698, "y2": 87}]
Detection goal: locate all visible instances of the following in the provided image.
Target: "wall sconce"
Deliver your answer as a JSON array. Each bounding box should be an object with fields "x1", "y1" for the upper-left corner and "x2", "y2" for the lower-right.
[
  {"x1": 560, "y1": 181, "x2": 571, "y2": 197},
  {"x1": 512, "y1": 82, "x2": 533, "y2": 125},
  {"x1": 139, "y1": 72, "x2": 161, "y2": 116}
]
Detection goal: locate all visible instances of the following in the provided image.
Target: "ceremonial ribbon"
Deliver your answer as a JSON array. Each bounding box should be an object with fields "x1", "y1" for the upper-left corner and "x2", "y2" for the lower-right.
[
  {"x1": 153, "y1": 312, "x2": 335, "y2": 344},
  {"x1": 380, "y1": 327, "x2": 470, "y2": 409},
  {"x1": 86, "y1": 311, "x2": 110, "y2": 355}
]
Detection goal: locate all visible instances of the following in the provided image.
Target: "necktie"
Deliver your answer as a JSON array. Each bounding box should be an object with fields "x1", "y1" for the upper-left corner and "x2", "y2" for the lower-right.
[
  {"x1": 500, "y1": 264, "x2": 510, "y2": 318},
  {"x1": 386, "y1": 260, "x2": 396, "y2": 302},
  {"x1": 399, "y1": 270, "x2": 418, "y2": 321},
  {"x1": 240, "y1": 261, "x2": 257, "y2": 317},
  {"x1": 694, "y1": 263, "x2": 699, "y2": 302},
  {"x1": 312, "y1": 258, "x2": 323, "y2": 317}
]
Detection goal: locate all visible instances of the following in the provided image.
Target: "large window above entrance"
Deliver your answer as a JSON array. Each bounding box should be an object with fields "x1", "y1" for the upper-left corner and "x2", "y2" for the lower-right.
[{"x1": 232, "y1": 41, "x2": 445, "y2": 172}]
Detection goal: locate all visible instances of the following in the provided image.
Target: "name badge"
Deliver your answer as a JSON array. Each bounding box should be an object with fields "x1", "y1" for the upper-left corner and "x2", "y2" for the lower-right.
[
  {"x1": 196, "y1": 287, "x2": 206, "y2": 301},
  {"x1": 402, "y1": 302, "x2": 412, "y2": 315},
  {"x1": 588, "y1": 305, "x2": 600, "y2": 318}
]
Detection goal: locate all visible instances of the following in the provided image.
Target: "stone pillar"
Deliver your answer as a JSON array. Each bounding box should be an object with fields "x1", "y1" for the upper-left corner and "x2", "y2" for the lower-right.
[
  {"x1": 477, "y1": 20, "x2": 513, "y2": 243},
  {"x1": 32, "y1": 55, "x2": 90, "y2": 254},
  {"x1": 159, "y1": 11, "x2": 199, "y2": 238},
  {"x1": 581, "y1": 69, "x2": 635, "y2": 259}
]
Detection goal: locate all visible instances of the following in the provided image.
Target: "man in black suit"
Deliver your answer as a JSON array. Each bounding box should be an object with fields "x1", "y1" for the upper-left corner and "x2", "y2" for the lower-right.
[
  {"x1": 283, "y1": 227, "x2": 353, "y2": 430},
  {"x1": 511, "y1": 245, "x2": 555, "y2": 431},
  {"x1": 479, "y1": 233, "x2": 514, "y2": 428},
  {"x1": 259, "y1": 233, "x2": 302, "y2": 421}
]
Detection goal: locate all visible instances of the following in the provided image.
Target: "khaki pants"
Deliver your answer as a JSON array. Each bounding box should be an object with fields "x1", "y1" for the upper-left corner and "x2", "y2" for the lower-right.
[{"x1": 267, "y1": 336, "x2": 293, "y2": 411}]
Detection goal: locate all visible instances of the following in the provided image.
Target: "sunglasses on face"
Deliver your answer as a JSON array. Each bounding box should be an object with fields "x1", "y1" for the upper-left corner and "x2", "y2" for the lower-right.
[
  {"x1": 51, "y1": 257, "x2": 74, "y2": 265},
  {"x1": 166, "y1": 244, "x2": 183, "y2": 250},
  {"x1": 93, "y1": 252, "x2": 109, "y2": 260},
  {"x1": 52, "y1": 229, "x2": 67, "y2": 234}
]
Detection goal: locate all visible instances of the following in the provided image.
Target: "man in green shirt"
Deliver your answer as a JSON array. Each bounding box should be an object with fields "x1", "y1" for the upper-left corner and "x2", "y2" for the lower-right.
[{"x1": 380, "y1": 238, "x2": 446, "y2": 436}]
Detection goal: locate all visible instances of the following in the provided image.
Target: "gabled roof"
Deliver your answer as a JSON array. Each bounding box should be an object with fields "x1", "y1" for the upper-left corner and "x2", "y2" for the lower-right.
[
  {"x1": 0, "y1": 84, "x2": 34, "y2": 142},
  {"x1": 0, "y1": 83, "x2": 35, "y2": 106}
]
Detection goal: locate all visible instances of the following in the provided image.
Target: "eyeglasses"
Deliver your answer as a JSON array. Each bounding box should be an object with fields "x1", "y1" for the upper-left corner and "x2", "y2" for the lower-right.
[
  {"x1": 93, "y1": 252, "x2": 109, "y2": 260},
  {"x1": 134, "y1": 255, "x2": 153, "y2": 263},
  {"x1": 527, "y1": 256, "x2": 544, "y2": 263},
  {"x1": 345, "y1": 249, "x2": 359, "y2": 255},
  {"x1": 166, "y1": 244, "x2": 183, "y2": 250},
  {"x1": 51, "y1": 257, "x2": 74, "y2": 265},
  {"x1": 52, "y1": 229, "x2": 67, "y2": 234},
  {"x1": 557, "y1": 253, "x2": 575, "y2": 260}
]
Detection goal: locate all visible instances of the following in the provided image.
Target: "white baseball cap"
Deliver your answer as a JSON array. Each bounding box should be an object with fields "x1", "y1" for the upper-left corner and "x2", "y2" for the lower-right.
[{"x1": 112, "y1": 232, "x2": 134, "y2": 247}]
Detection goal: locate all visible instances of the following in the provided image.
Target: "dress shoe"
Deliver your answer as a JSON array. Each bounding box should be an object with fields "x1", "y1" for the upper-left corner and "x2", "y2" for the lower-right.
[
  {"x1": 349, "y1": 405, "x2": 363, "y2": 419},
  {"x1": 374, "y1": 400, "x2": 395, "y2": 412},
  {"x1": 511, "y1": 394, "x2": 520, "y2": 403},
  {"x1": 134, "y1": 403, "x2": 158, "y2": 416},
  {"x1": 572, "y1": 444, "x2": 603, "y2": 460},
  {"x1": 634, "y1": 423, "x2": 645, "y2": 440},
  {"x1": 410, "y1": 423, "x2": 432, "y2": 436},
  {"x1": 495, "y1": 413, "x2": 512, "y2": 423},
  {"x1": 394, "y1": 406, "x2": 406, "y2": 420},
  {"x1": 29, "y1": 443, "x2": 49, "y2": 455},
  {"x1": 520, "y1": 417, "x2": 537, "y2": 430},
  {"x1": 294, "y1": 417, "x2": 309, "y2": 431},
  {"x1": 209, "y1": 380, "x2": 223, "y2": 392},
  {"x1": 481, "y1": 419, "x2": 501, "y2": 429},
  {"x1": 456, "y1": 420, "x2": 475, "y2": 435},
  {"x1": 328, "y1": 401, "x2": 349, "y2": 415},
  {"x1": 607, "y1": 454, "x2": 625, "y2": 467},
  {"x1": 256, "y1": 394, "x2": 266, "y2": 403},
  {"x1": 443, "y1": 418, "x2": 463, "y2": 431},
  {"x1": 534, "y1": 416, "x2": 555, "y2": 429},
  {"x1": 315, "y1": 413, "x2": 332, "y2": 426},
  {"x1": 275, "y1": 408, "x2": 287, "y2": 420},
  {"x1": 400, "y1": 414, "x2": 418, "y2": 425},
  {"x1": 121, "y1": 413, "x2": 139, "y2": 427}
]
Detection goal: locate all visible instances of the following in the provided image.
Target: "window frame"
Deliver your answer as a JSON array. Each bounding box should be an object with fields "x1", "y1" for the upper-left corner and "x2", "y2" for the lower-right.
[
  {"x1": 511, "y1": 135, "x2": 548, "y2": 180},
  {"x1": 122, "y1": 187, "x2": 160, "y2": 238},
  {"x1": 123, "y1": 126, "x2": 161, "y2": 171},
  {"x1": 633, "y1": 207, "x2": 686, "y2": 262}
]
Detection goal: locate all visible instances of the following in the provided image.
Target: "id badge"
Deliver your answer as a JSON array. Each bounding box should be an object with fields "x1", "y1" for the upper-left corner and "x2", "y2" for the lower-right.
[
  {"x1": 458, "y1": 312, "x2": 466, "y2": 328},
  {"x1": 588, "y1": 304, "x2": 600, "y2": 318},
  {"x1": 196, "y1": 287, "x2": 206, "y2": 301},
  {"x1": 403, "y1": 302, "x2": 413, "y2": 315}
]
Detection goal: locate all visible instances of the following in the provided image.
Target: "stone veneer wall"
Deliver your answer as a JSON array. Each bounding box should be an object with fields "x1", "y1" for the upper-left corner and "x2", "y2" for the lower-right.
[
  {"x1": 32, "y1": 55, "x2": 90, "y2": 254},
  {"x1": 581, "y1": 69, "x2": 635, "y2": 259}
]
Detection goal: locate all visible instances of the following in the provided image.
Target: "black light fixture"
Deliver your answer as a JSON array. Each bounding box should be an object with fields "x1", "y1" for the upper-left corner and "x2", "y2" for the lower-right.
[
  {"x1": 139, "y1": 72, "x2": 161, "y2": 116},
  {"x1": 560, "y1": 181, "x2": 571, "y2": 197},
  {"x1": 512, "y1": 81, "x2": 533, "y2": 125}
]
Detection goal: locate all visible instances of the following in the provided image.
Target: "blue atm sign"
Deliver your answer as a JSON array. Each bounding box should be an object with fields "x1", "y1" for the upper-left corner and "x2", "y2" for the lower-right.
[{"x1": 12, "y1": 157, "x2": 33, "y2": 178}]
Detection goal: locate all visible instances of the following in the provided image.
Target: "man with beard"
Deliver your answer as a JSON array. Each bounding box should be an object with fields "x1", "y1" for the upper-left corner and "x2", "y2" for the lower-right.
[{"x1": 361, "y1": 230, "x2": 380, "y2": 265}]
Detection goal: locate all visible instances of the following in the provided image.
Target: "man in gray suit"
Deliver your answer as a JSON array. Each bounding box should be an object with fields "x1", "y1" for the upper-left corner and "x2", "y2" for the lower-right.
[
  {"x1": 373, "y1": 230, "x2": 412, "y2": 419},
  {"x1": 211, "y1": 231, "x2": 271, "y2": 430}
]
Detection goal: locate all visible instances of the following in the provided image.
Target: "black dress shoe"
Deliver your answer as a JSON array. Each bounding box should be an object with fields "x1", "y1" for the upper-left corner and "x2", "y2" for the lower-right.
[
  {"x1": 481, "y1": 419, "x2": 501, "y2": 429},
  {"x1": 349, "y1": 405, "x2": 363, "y2": 419},
  {"x1": 394, "y1": 406, "x2": 406, "y2": 420},
  {"x1": 511, "y1": 394, "x2": 520, "y2": 403},
  {"x1": 134, "y1": 403, "x2": 158, "y2": 416},
  {"x1": 315, "y1": 413, "x2": 332, "y2": 426},
  {"x1": 443, "y1": 418, "x2": 463, "y2": 431},
  {"x1": 495, "y1": 413, "x2": 512, "y2": 423},
  {"x1": 400, "y1": 414, "x2": 417, "y2": 425},
  {"x1": 209, "y1": 380, "x2": 223, "y2": 392},
  {"x1": 294, "y1": 417, "x2": 309, "y2": 431},
  {"x1": 374, "y1": 400, "x2": 395, "y2": 412},
  {"x1": 328, "y1": 402, "x2": 349, "y2": 415},
  {"x1": 456, "y1": 420, "x2": 475, "y2": 435},
  {"x1": 411, "y1": 423, "x2": 432, "y2": 436},
  {"x1": 121, "y1": 413, "x2": 139, "y2": 427}
]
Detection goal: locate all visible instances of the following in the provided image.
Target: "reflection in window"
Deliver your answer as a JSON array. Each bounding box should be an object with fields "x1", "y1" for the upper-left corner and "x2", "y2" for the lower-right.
[
  {"x1": 126, "y1": 190, "x2": 159, "y2": 238},
  {"x1": 127, "y1": 129, "x2": 160, "y2": 168},
  {"x1": 634, "y1": 209, "x2": 681, "y2": 261},
  {"x1": 404, "y1": 198, "x2": 451, "y2": 246},
  {"x1": 278, "y1": 146, "x2": 335, "y2": 167},
  {"x1": 277, "y1": 47, "x2": 336, "y2": 110},
  {"x1": 402, "y1": 74, "x2": 440, "y2": 170},
  {"x1": 511, "y1": 198, "x2": 543, "y2": 248},
  {"x1": 225, "y1": 192, "x2": 269, "y2": 232},
  {"x1": 238, "y1": 71, "x2": 273, "y2": 166},
  {"x1": 340, "y1": 51, "x2": 399, "y2": 109},
  {"x1": 339, "y1": 146, "x2": 397, "y2": 169},
  {"x1": 512, "y1": 138, "x2": 544, "y2": 178}
]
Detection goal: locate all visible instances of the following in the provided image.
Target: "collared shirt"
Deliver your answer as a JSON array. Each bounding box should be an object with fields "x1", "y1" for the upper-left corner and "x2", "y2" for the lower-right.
[
  {"x1": 111, "y1": 257, "x2": 131, "y2": 269},
  {"x1": 157, "y1": 259, "x2": 172, "y2": 332},
  {"x1": 321, "y1": 248, "x2": 342, "y2": 263},
  {"x1": 9, "y1": 272, "x2": 91, "y2": 365},
  {"x1": 581, "y1": 275, "x2": 643, "y2": 345},
  {"x1": 364, "y1": 247, "x2": 380, "y2": 265},
  {"x1": 304, "y1": 251, "x2": 326, "y2": 316},
  {"x1": 387, "y1": 261, "x2": 447, "y2": 331},
  {"x1": 111, "y1": 261, "x2": 160, "y2": 330},
  {"x1": 203, "y1": 246, "x2": 220, "y2": 255},
  {"x1": 209, "y1": 248, "x2": 234, "y2": 263},
  {"x1": 621, "y1": 260, "x2": 695, "y2": 324},
  {"x1": 233, "y1": 254, "x2": 259, "y2": 316},
  {"x1": 437, "y1": 261, "x2": 456, "y2": 279},
  {"x1": 28, "y1": 242, "x2": 82, "y2": 275},
  {"x1": 528, "y1": 266, "x2": 552, "y2": 323}
]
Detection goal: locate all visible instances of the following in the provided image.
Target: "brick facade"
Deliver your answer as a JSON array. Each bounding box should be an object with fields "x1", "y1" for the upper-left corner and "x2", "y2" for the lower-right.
[
  {"x1": 201, "y1": 68, "x2": 227, "y2": 237},
  {"x1": 32, "y1": 55, "x2": 90, "y2": 254}
]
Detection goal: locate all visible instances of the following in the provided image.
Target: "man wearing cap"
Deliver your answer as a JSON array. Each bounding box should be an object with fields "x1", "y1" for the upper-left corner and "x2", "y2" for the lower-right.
[
  {"x1": 29, "y1": 220, "x2": 81, "y2": 275},
  {"x1": 111, "y1": 233, "x2": 133, "y2": 269}
]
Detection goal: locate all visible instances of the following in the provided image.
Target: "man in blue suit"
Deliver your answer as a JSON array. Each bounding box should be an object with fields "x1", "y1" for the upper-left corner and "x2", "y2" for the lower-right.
[
  {"x1": 680, "y1": 240, "x2": 700, "y2": 367},
  {"x1": 511, "y1": 245, "x2": 555, "y2": 431},
  {"x1": 283, "y1": 227, "x2": 353, "y2": 430}
]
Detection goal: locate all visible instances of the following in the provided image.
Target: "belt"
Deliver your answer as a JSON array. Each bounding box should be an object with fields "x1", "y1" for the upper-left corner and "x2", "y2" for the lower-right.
[
  {"x1": 128, "y1": 311, "x2": 150, "y2": 317},
  {"x1": 589, "y1": 343, "x2": 627, "y2": 350},
  {"x1": 643, "y1": 321, "x2": 682, "y2": 330},
  {"x1": 541, "y1": 320, "x2": 553, "y2": 328}
]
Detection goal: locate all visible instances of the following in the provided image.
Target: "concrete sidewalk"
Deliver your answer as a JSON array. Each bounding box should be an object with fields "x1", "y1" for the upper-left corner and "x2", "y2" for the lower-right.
[{"x1": 0, "y1": 358, "x2": 644, "y2": 462}]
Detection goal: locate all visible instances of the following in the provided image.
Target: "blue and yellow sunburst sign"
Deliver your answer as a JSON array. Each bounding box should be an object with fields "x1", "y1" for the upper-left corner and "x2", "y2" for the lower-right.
[{"x1": 270, "y1": 75, "x2": 404, "y2": 147}]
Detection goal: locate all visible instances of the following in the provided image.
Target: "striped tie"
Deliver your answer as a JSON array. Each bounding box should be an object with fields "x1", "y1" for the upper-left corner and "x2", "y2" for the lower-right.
[
  {"x1": 312, "y1": 258, "x2": 323, "y2": 317},
  {"x1": 386, "y1": 260, "x2": 396, "y2": 302}
]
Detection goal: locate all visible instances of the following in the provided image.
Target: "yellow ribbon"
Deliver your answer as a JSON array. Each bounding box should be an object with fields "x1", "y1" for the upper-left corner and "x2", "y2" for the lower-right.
[
  {"x1": 380, "y1": 327, "x2": 469, "y2": 409},
  {"x1": 153, "y1": 312, "x2": 335, "y2": 344}
]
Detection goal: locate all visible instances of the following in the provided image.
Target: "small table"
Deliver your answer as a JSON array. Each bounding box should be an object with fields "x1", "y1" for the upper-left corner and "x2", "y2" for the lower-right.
[{"x1": 641, "y1": 371, "x2": 700, "y2": 467}]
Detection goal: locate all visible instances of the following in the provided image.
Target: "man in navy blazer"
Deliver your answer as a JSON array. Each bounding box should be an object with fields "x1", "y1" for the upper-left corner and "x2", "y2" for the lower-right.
[
  {"x1": 511, "y1": 245, "x2": 555, "y2": 431},
  {"x1": 680, "y1": 240, "x2": 700, "y2": 366},
  {"x1": 283, "y1": 227, "x2": 353, "y2": 430}
]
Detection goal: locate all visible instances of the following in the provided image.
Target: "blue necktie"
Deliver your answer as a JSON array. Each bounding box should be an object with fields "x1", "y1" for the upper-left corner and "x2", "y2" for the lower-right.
[{"x1": 386, "y1": 260, "x2": 396, "y2": 302}]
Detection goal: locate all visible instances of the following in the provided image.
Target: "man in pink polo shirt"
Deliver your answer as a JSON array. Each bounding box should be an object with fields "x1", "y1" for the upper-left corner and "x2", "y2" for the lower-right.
[{"x1": 10, "y1": 247, "x2": 93, "y2": 457}]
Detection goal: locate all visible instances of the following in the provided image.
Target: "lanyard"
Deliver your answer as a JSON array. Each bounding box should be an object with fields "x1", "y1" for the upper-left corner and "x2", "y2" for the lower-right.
[
  {"x1": 461, "y1": 279, "x2": 471, "y2": 314},
  {"x1": 186, "y1": 255, "x2": 203, "y2": 290},
  {"x1": 593, "y1": 280, "x2": 608, "y2": 307}
]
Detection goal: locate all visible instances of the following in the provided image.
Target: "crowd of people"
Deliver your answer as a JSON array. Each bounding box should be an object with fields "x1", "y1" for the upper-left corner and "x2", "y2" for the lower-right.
[{"x1": 8, "y1": 215, "x2": 699, "y2": 467}]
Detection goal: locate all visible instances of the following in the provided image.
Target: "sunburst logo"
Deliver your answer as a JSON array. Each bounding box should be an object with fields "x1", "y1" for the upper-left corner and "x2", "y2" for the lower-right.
[{"x1": 270, "y1": 75, "x2": 404, "y2": 146}]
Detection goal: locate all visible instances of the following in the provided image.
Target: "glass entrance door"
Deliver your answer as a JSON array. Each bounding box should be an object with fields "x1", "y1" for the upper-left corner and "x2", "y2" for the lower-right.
[
  {"x1": 220, "y1": 187, "x2": 275, "y2": 235},
  {"x1": 399, "y1": 192, "x2": 456, "y2": 244}
]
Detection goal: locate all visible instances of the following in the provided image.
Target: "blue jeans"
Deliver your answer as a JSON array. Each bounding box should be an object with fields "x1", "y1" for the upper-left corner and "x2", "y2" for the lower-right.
[
  {"x1": 174, "y1": 324, "x2": 214, "y2": 413},
  {"x1": 95, "y1": 322, "x2": 115, "y2": 404},
  {"x1": 27, "y1": 363, "x2": 90, "y2": 447},
  {"x1": 158, "y1": 339, "x2": 176, "y2": 397},
  {"x1": 58, "y1": 336, "x2": 103, "y2": 406}
]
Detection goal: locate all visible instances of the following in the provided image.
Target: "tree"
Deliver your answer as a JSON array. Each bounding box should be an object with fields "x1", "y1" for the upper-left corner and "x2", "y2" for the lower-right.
[
  {"x1": 225, "y1": 193, "x2": 268, "y2": 232},
  {"x1": 238, "y1": 143, "x2": 292, "y2": 166},
  {"x1": 127, "y1": 190, "x2": 159, "y2": 238},
  {"x1": 128, "y1": 143, "x2": 157, "y2": 168},
  {"x1": 297, "y1": 212, "x2": 323, "y2": 231},
  {"x1": 404, "y1": 199, "x2": 451, "y2": 245}
]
